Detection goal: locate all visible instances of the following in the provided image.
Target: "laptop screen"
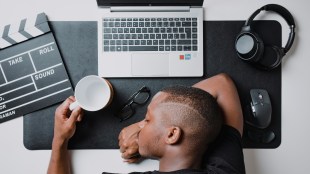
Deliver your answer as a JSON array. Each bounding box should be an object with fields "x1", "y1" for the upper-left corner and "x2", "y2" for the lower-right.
[{"x1": 97, "y1": 0, "x2": 204, "y2": 7}]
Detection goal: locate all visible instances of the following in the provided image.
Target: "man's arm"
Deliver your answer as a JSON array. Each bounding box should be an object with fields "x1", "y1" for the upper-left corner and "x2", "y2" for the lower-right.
[
  {"x1": 48, "y1": 139, "x2": 71, "y2": 174},
  {"x1": 195, "y1": 74, "x2": 245, "y2": 173},
  {"x1": 47, "y1": 97, "x2": 83, "y2": 174},
  {"x1": 193, "y1": 73, "x2": 243, "y2": 135}
]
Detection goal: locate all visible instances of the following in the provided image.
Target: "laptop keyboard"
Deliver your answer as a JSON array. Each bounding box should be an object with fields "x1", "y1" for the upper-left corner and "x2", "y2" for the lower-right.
[{"x1": 102, "y1": 17, "x2": 198, "y2": 52}]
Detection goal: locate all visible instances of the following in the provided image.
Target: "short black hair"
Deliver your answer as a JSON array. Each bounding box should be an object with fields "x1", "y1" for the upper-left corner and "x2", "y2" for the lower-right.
[{"x1": 159, "y1": 85, "x2": 223, "y2": 144}]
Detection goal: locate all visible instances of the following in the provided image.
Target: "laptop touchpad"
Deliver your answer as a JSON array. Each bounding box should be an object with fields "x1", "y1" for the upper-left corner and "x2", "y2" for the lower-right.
[{"x1": 131, "y1": 53, "x2": 169, "y2": 76}]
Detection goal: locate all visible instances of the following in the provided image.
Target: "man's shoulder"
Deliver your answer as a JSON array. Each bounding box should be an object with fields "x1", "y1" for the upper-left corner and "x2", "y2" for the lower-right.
[{"x1": 203, "y1": 125, "x2": 245, "y2": 174}]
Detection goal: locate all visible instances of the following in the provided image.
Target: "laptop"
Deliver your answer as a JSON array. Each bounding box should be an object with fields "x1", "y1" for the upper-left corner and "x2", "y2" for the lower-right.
[{"x1": 97, "y1": 0, "x2": 204, "y2": 77}]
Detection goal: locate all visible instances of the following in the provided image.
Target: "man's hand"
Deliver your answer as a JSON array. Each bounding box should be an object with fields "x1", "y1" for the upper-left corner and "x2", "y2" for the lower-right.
[
  {"x1": 53, "y1": 96, "x2": 83, "y2": 145},
  {"x1": 48, "y1": 96, "x2": 83, "y2": 174},
  {"x1": 118, "y1": 121, "x2": 143, "y2": 163}
]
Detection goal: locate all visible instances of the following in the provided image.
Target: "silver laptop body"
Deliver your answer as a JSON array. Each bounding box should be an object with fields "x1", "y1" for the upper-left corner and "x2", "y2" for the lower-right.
[{"x1": 97, "y1": 0, "x2": 204, "y2": 77}]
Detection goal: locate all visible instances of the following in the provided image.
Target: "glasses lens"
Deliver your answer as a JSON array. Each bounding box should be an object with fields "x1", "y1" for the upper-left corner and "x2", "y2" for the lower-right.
[
  {"x1": 133, "y1": 91, "x2": 150, "y2": 104},
  {"x1": 117, "y1": 105, "x2": 134, "y2": 121},
  {"x1": 115, "y1": 86, "x2": 150, "y2": 122}
]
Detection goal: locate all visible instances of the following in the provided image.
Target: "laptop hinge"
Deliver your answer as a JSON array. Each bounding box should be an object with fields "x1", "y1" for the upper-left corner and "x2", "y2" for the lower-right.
[{"x1": 110, "y1": 6, "x2": 190, "y2": 12}]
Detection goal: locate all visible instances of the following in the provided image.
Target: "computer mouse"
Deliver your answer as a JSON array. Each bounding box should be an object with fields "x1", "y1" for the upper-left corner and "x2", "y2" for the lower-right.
[
  {"x1": 247, "y1": 89, "x2": 272, "y2": 129},
  {"x1": 247, "y1": 130, "x2": 276, "y2": 144}
]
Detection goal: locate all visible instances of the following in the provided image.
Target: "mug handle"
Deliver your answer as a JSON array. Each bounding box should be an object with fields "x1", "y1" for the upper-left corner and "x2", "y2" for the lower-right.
[{"x1": 69, "y1": 101, "x2": 79, "y2": 111}]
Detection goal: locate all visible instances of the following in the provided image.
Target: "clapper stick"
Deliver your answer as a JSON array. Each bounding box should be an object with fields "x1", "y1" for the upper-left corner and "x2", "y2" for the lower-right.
[{"x1": 0, "y1": 13, "x2": 73, "y2": 123}]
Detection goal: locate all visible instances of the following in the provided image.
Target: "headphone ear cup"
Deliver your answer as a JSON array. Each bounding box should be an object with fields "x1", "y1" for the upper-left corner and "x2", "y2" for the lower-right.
[
  {"x1": 258, "y1": 46, "x2": 284, "y2": 69},
  {"x1": 235, "y1": 31, "x2": 264, "y2": 62}
]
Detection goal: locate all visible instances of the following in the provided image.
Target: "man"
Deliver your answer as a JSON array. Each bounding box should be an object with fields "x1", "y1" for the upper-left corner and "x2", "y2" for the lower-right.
[{"x1": 48, "y1": 73, "x2": 245, "y2": 174}]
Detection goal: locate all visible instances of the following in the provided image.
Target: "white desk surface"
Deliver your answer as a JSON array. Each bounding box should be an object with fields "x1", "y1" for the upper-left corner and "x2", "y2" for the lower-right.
[{"x1": 0, "y1": 0, "x2": 309, "y2": 173}]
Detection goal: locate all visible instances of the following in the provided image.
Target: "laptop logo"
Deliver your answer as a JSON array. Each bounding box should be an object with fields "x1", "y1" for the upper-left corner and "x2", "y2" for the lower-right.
[{"x1": 179, "y1": 54, "x2": 191, "y2": 60}]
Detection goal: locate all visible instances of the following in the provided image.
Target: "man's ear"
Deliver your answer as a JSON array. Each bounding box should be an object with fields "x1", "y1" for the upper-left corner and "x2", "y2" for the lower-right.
[{"x1": 165, "y1": 126, "x2": 182, "y2": 145}]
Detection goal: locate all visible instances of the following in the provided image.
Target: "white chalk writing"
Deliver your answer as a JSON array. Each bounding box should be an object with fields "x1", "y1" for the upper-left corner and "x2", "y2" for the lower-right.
[
  {"x1": 8, "y1": 57, "x2": 23, "y2": 66},
  {"x1": 34, "y1": 69, "x2": 55, "y2": 80},
  {"x1": 39, "y1": 46, "x2": 54, "y2": 55},
  {"x1": 0, "y1": 110, "x2": 15, "y2": 119}
]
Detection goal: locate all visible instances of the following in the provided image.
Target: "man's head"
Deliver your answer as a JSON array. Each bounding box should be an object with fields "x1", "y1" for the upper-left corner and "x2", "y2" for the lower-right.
[{"x1": 137, "y1": 85, "x2": 223, "y2": 159}]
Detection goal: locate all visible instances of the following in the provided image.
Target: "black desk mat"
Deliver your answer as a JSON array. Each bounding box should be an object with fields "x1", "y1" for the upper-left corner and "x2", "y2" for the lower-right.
[{"x1": 23, "y1": 21, "x2": 281, "y2": 149}]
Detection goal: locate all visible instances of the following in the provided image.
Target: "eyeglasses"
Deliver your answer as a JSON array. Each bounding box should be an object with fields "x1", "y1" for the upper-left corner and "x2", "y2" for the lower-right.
[{"x1": 115, "y1": 86, "x2": 151, "y2": 122}]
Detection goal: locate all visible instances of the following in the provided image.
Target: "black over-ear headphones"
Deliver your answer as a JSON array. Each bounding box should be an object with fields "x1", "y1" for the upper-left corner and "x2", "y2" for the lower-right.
[{"x1": 235, "y1": 4, "x2": 296, "y2": 70}]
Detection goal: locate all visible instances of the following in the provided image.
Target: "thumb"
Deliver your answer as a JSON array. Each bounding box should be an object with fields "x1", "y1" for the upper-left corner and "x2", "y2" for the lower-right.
[{"x1": 68, "y1": 107, "x2": 82, "y2": 124}]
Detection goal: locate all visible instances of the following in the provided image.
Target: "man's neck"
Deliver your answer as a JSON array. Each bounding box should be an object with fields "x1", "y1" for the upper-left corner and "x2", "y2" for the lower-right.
[{"x1": 158, "y1": 148, "x2": 203, "y2": 172}]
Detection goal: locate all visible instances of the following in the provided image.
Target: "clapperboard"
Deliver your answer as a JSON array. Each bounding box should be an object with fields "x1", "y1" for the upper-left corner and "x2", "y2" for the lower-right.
[{"x1": 0, "y1": 13, "x2": 73, "y2": 123}]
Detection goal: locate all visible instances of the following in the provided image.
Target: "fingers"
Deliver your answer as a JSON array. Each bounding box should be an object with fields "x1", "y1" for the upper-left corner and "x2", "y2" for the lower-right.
[
  {"x1": 118, "y1": 127, "x2": 140, "y2": 163},
  {"x1": 63, "y1": 96, "x2": 75, "y2": 107},
  {"x1": 56, "y1": 96, "x2": 76, "y2": 116},
  {"x1": 68, "y1": 106, "x2": 82, "y2": 124},
  {"x1": 118, "y1": 130, "x2": 126, "y2": 153},
  {"x1": 119, "y1": 142, "x2": 126, "y2": 153},
  {"x1": 121, "y1": 148, "x2": 139, "y2": 159},
  {"x1": 66, "y1": 96, "x2": 83, "y2": 122},
  {"x1": 76, "y1": 109, "x2": 84, "y2": 122},
  {"x1": 123, "y1": 157, "x2": 141, "y2": 163},
  {"x1": 118, "y1": 129, "x2": 124, "y2": 141},
  {"x1": 119, "y1": 137, "x2": 128, "y2": 154},
  {"x1": 68, "y1": 96, "x2": 76, "y2": 101},
  {"x1": 123, "y1": 153, "x2": 142, "y2": 163},
  {"x1": 77, "y1": 114, "x2": 83, "y2": 122},
  {"x1": 118, "y1": 122, "x2": 141, "y2": 154}
]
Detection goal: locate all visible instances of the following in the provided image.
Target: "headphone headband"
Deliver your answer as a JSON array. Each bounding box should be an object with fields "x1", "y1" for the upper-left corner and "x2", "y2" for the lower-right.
[{"x1": 245, "y1": 4, "x2": 295, "y2": 53}]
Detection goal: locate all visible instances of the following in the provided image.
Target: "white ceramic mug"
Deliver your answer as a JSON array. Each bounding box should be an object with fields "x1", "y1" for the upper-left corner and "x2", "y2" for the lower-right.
[{"x1": 69, "y1": 75, "x2": 113, "y2": 111}]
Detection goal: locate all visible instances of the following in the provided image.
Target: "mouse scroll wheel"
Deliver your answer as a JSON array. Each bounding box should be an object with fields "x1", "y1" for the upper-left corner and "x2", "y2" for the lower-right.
[{"x1": 258, "y1": 93, "x2": 263, "y2": 100}]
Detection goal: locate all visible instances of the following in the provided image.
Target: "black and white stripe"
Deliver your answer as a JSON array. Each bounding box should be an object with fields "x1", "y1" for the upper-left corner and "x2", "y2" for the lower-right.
[{"x1": 0, "y1": 13, "x2": 50, "y2": 50}]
